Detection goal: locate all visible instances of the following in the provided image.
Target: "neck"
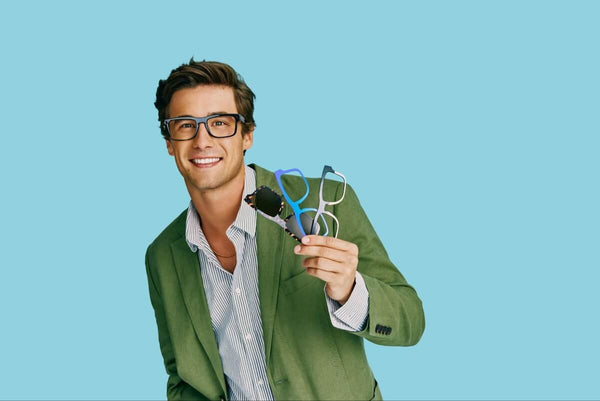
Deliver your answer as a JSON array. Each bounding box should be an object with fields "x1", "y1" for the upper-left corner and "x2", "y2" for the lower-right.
[{"x1": 188, "y1": 166, "x2": 246, "y2": 236}]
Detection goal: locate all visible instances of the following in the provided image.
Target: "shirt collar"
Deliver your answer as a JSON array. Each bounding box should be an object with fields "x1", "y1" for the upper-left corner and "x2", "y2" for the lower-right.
[{"x1": 185, "y1": 165, "x2": 257, "y2": 253}]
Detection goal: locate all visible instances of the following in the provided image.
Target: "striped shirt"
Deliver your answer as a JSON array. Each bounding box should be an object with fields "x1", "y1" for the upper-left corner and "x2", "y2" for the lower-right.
[{"x1": 185, "y1": 165, "x2": 369, "y2": 400}]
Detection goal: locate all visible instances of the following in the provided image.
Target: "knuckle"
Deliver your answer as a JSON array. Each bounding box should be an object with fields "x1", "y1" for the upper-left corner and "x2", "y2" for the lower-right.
[{"x1": 343, "y1": 252, "x2": 356, "y2": 265}]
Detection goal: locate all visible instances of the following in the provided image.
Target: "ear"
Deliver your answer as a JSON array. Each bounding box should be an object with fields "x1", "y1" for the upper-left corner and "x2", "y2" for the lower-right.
[
  {"x1": 242, "y1": 126, "x2": 254, "y2": 152},
  {"x1": 166, "y1": 139, "x2": 174, "y2": 156}
]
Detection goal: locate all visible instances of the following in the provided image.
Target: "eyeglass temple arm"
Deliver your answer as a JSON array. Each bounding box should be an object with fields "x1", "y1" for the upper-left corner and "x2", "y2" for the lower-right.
[
  {"x1": 255, "y1": 209, "x2": 288, "y2": 230},
  {"x1": 320, "y1": 210, "x2": 340, "y2": 238},
  {"x1": 244, "y1": 190, "x2": 288, "y2": 230}
]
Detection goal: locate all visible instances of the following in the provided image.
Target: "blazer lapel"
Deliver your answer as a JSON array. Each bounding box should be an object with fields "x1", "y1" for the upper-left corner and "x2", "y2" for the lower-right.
[
  {"x1": 171, "y1": 237, "x2": 227, "y2": 395},
  {"x1": 251, "y1": 164, "x2": 287, "y2": 366}
]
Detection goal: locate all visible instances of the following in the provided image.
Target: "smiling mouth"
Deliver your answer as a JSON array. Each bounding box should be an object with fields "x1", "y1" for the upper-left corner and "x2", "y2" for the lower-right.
[{"x1": 190, "y1": 157, "x2": 222, "y2": 168}]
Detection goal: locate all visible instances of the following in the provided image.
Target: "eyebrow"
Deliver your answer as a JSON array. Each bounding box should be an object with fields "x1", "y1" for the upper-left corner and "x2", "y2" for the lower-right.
[{"x1": 171, "y1": 111, "x2": 231, "y2": 118}]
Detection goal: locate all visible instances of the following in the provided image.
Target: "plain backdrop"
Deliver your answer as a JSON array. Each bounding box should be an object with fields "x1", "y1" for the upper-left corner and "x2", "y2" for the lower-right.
[{"x1": 1, "y1": 1, "x2": 598, "y2": 399}]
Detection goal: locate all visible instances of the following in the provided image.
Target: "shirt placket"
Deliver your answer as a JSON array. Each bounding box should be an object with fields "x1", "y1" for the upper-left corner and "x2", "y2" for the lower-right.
[
  {"x1": 228, "y1": 230, "x2": 257, "y2": 400},
  {"x1": 243, "y1": 247, "x2": 272, "y2": 401}
]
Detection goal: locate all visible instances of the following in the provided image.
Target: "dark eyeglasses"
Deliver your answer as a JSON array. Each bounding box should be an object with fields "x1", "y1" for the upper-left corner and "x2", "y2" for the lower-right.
[
  {"x1": 163, "y1": 113, "x2": 246, "y2": 140},
  {"x1": 244, "y1": 186, "x2": 320, "y2": 242}
]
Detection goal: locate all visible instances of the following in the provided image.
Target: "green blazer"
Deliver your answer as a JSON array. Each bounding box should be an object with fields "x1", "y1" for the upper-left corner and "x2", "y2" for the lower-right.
[{"x1": 145, "y1": 164, "x2": 425, "y2": 400}]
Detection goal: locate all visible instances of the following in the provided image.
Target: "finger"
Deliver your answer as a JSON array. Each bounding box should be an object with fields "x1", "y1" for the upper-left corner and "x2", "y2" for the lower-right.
[
  {"x1": 294, "y1": 244, "x2": 356, "y2": 265},
  {"x1": 301, "y1": 235, "x2": 359, "y2": 255},
  {"x1": 305, "y1": 266, "x2": 338, "y2": 283},
  {"x1": 302, "y1": 256, "x2": 345, "y2": 274}
]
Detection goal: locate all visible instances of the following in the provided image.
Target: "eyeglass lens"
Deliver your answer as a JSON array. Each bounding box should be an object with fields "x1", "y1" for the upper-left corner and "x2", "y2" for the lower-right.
[
  {"x1": 278, "y1": 169, "x2": 309, "y2": 203},
  {"x1": 254, "y1": 187, "x2": 284, "y2": 217},
  {"x1": 286, "y1": 212, "x2": 320, "y2": 238},
  {"x1": 321, "y1": 169, "x2": 346, "y2": 204}
]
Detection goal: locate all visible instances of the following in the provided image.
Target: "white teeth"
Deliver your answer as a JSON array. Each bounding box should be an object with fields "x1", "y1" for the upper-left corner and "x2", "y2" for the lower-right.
[{"x1": 192, "y1": 158, "x2": 220, "y2": 164}]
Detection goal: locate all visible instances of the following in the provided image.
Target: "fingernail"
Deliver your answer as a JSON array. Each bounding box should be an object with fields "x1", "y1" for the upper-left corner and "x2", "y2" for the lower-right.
[
  {"x1": 302, "y1": 236, "x2": 310, "y2": 244},
  {"x1": 294, "y1": 245, "x2": 301, "y2": 253}
]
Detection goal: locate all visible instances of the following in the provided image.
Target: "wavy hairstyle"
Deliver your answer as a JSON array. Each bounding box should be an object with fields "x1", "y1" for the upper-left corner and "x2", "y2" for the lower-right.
[{"x1": 154, "y1": 59, "x2": 256, "y2": 139}]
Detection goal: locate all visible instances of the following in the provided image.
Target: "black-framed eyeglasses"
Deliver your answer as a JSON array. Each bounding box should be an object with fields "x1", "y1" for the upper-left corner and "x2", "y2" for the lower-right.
[{"x1": 163, "y1": 113, "x2": 246, "y2": 140}]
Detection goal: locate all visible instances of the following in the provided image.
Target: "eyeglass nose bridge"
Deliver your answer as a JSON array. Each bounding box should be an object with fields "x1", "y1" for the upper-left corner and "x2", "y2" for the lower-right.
[{"x1": 188, "y1": 118, "x2": 226, "y2": 142}]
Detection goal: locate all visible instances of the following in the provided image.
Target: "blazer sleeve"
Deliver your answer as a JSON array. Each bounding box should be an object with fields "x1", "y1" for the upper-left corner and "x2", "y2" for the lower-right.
[
  {"x1": 334, "y1": 183, "x2": 426, "y2": 346},
  {"x1": 145, "y1": 248, "x2": 210, "y2": 401}
]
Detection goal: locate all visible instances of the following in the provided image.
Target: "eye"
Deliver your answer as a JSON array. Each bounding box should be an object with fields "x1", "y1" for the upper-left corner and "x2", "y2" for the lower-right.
[
  {"x1": 211, "y1": 118, "x2": 229, "y2": 127},
  {"x1": 172, "y1": 120, "x2": 196, "y2": 130}
]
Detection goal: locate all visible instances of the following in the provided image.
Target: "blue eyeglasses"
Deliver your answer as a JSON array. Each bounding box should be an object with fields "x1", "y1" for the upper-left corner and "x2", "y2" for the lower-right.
[{"x1": 274, "y1": 168, "x2": 321, "y2": 239}]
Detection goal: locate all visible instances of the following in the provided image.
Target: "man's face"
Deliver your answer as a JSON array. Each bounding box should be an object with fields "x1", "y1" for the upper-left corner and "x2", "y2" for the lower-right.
[{"x1": 166, "y1": 85, "x2": 253, "y2": 196}]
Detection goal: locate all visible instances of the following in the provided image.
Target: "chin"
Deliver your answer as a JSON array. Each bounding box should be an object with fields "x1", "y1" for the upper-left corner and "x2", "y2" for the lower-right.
[{"x1": 188, "y1": 178, "x2": 221, "y2": 193}]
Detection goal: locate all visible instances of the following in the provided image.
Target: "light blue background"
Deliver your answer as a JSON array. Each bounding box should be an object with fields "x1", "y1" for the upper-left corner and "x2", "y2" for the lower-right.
[{"x1": 1, "y1": 1, "x2": 598, "y2": 399}]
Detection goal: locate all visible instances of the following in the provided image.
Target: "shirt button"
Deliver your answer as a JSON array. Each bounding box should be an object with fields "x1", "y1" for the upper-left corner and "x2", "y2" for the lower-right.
[
  {"x1": 245, "y1": 333, "x2": 252, "y2": 341},
  {"x1": 258, "y1": 379, "x2": 264, "y2": 386},
  {"x1": 235, "y1": 287, "x2": 241, "y2": 295}
]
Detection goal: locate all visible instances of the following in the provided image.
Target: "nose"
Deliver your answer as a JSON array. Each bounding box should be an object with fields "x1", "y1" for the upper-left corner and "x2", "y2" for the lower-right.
[{"x1": 191, "y1": 121, "x2": 216, "y2": 149}]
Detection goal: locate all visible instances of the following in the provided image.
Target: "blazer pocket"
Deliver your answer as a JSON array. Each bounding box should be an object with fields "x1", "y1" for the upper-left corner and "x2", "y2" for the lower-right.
[{"x1": 282, "y1": 270, "x2": 318, "y2": 295}]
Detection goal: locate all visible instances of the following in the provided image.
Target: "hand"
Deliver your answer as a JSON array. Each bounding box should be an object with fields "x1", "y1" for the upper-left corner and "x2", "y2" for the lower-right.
[{"x1": 293, "y1": 235, "x2": 359, "y2": 304}]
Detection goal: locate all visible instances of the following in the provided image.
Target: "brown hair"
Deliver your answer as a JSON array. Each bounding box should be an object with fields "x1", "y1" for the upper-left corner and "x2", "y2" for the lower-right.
[{"x1": 154, "y1": 58, "x2": 256, "y2": 138}]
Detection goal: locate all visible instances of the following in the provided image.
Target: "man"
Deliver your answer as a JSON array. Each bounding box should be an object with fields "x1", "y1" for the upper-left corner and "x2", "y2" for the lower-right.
[{"x1": 146, "y1": 59, "x2": 425, "y2": 400}]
